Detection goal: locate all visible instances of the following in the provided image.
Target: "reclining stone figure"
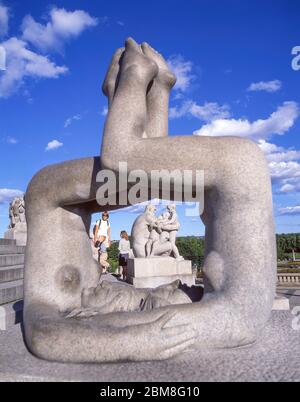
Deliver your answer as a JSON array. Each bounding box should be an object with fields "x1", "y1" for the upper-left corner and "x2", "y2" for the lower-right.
[
  {"x1": 24, "y1": 38, "x2": 276, "y2": 363},
  {"x1": 66, "y1": 279, "x2": 192, "y2": 318}
]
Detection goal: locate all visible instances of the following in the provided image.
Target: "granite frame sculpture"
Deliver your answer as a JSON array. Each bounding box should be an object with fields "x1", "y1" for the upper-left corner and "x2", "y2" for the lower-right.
[{"x1": 23, "y1": 38, "x2": 276, "y2": 363}]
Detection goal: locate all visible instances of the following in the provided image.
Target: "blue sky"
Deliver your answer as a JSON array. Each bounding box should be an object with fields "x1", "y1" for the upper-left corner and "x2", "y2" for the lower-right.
[{"x1": 0, "y1": 0, "x2": 299, "y2": 240}]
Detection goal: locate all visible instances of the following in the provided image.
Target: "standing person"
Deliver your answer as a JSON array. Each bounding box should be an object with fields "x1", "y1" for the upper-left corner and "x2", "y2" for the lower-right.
[
  {"x1": 118, "y1": 231, "x2": 131, "y2": 280},
  {"x1": 93, "y1": 211, "x2": 111, "y2": 273},
  {"x1": 93, "y1": 211, "x2": 111, "y2": 248}
]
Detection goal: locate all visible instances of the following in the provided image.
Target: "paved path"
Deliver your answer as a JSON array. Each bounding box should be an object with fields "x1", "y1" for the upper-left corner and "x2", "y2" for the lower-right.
[{"x1": 1, "y1": 311, "x2": 300, "y2": 382}]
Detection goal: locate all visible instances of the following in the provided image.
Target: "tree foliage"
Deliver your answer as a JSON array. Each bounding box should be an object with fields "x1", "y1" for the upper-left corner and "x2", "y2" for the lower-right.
[
  {"x1": 107, "y1": 233, "x2": 300, "y2": 266},
  {"x1": 176, "y1": 236, "x2": 205, "y2": 266},
  {"x1": 276, "y1": 233, "x2": 300, "y2": 260},
  {"x1": 107, "y1": 236, "x2": 206, "y2": 268}
]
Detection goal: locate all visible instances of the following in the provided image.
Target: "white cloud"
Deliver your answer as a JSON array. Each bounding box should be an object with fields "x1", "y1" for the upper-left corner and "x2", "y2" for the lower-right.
[
  {"x1": 0, "y1": 37, "x2": 68, "y2": 98},
  {"x1": 269, "y1": 161, "x2": 300, "y2": 181},
  {"x1": 0, "y1": 188, "x2": 23, "y2": 204},
  {"x1": 45, "y1": 139, "x2": 63, "y2": 151},
  {"x1": 266, "y1": 149, "x2": 300, "y2": 163},
  {"x1": 170, "y1": 100, "x2": 230, "y2": 121},
  {"x1": 258, "y1": 140, "x2": 300, "y2": 193},
  {"x1": 193, "y1": 101, "x2": 299, "y2": 140},
  {"x1": 22, "y1": 7, "x2": 98, "y2": 52},
  {"x1": 279, "y1": 182, "x2": 300, "y2": 193},
  {"x1": 192, "y1": 101, "x2": 300, "y2": 196},
  {"x1": 167, "y1": 55, "x2": 195, "y2": 93},
  {"x1": 64, "y1": 114, "x2": 82, "y2": 128},
  {"x1": 168, "y1": 55, "x2": 230, "y2": 126},
  {"x1": 111, "y1": 199, "x2": 163, "y2": 215},
  {"x1": 278, "y1": 206, "x2": 300, "y2": 215},
  {"x1": 111, "y1": 199, "x2": 197, "y2": 216},
  {"x1": 100, "y1": 106, "x2": 108, "y2": 116},
  {"x1": 0, "y1": 3, "x2": 9, "y2": 37},
  {"x1": 258, "y1": 140, "x2": 280, "y2": 154},
  {"x1": 0, "y1": 6, "x2": 98, "y2": 98},
  {"x1": 247, "y1": 80, "x2": 282, "y2": 93},
  {"x1": 258, "y1": 140, "x2": 300, "y2": 163},
  {"x1": 5, "y1": 136, "x2": 18, "y2": 144}
]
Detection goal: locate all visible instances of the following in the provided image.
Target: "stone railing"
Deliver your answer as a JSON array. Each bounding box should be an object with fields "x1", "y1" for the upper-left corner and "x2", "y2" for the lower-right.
[{"x1": 277, "y1": 273, "x2": 300, "y2": 286}]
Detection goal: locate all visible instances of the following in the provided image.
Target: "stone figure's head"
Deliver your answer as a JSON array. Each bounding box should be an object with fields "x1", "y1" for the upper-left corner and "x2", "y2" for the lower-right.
[
  {"x1": 152, "y1": 280, "x2": 191, "y2": 306},
  {"x1": 11, "y1": 196, "x2": 24, "y2": 210},
  {"x1": 159, "y1": 211, "x2": 169, "y2": 221},
  {"x1": 167, "y1": 204, "x2": 176, "y2": 213},
  {"x1": 145, "y1": 204, "x2": 157, "y2": 215}
]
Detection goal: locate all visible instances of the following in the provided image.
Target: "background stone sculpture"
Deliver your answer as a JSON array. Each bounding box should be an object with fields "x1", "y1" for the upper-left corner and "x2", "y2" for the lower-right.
[
  {"x1": 8, "y1": 196, "x2": 26, "y2": 228},
  {"x1": 150, "y1": 204, "x2": 182, "y2": 259},
  {"x1": 23, "y1": 38, "x2": 276, "y2": 363},
  {"x1": 4, "y1": 196, "x2": 27, "y2": 246},
  {"x1": 132, "y1": 204, "x2": 183, "y2": 259}
]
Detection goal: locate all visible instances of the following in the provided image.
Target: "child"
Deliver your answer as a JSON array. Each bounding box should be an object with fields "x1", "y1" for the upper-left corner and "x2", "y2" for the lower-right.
[
  {"x1": 118, "y1": 230, "x2": 130, "y2": 280},
  {"x1": 98, "y1": 236, "x2": 110, "y2": 274}
]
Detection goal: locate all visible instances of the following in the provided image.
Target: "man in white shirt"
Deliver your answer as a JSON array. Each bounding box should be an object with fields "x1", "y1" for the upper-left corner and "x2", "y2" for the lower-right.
[{"x1": 93, "y1": 211, "x2": 111, "y2": 247}]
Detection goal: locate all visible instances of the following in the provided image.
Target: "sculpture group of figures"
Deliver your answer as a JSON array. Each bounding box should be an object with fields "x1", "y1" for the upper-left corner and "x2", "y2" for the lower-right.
[
  {"x1": 23, "y1": 38, "x2": 276, "y2": 363},
  {"x1": 132, "y1": 204, "x2": 183, "y2": 260},
  {"x1": 8, "y1": 196, "x2": 26, "y2": 229}
]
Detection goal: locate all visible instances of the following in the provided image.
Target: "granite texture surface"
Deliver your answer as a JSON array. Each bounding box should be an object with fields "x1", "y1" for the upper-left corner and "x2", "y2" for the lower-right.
[{"x1": 0, "y1": 311, "x2": 299, "y2": 382}]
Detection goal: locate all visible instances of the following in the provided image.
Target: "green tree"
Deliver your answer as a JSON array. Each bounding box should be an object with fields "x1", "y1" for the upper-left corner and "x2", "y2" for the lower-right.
[
  {"x1": 276, "y1": 233, "x2": 300, "y2": 260},
  {"x1": 107, "y1": 241, "x2": 119, "y2": 272},
  {"x1": 176, "y1": 236, "x2": 205, "y2": 266}
]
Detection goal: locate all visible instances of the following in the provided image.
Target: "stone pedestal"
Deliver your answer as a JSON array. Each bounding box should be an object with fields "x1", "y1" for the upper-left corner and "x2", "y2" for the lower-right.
[
  {"x1": 273, "y1": 295, "x2": 290, "y2": 310},
  {"x1": 127, "y1": 257, "x2": 194, "y2": 288},
  {"x1": 4, "y1": 223, "x2": 27, "y2": 246}
]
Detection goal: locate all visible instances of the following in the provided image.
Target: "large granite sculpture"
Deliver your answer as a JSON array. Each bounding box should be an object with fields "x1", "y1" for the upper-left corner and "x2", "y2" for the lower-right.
[
  {"x1": 4, "y1": 196, "x2": 27, "y2": 246},
  {"x1": 24, "y1": 38, "x2": 276, "y2": 363}
]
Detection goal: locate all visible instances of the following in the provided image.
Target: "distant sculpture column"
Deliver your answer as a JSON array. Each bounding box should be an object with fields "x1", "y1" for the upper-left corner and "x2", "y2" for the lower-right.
[{"x1": 4, "y1": 196, "x2": 27, "y2": 246}]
